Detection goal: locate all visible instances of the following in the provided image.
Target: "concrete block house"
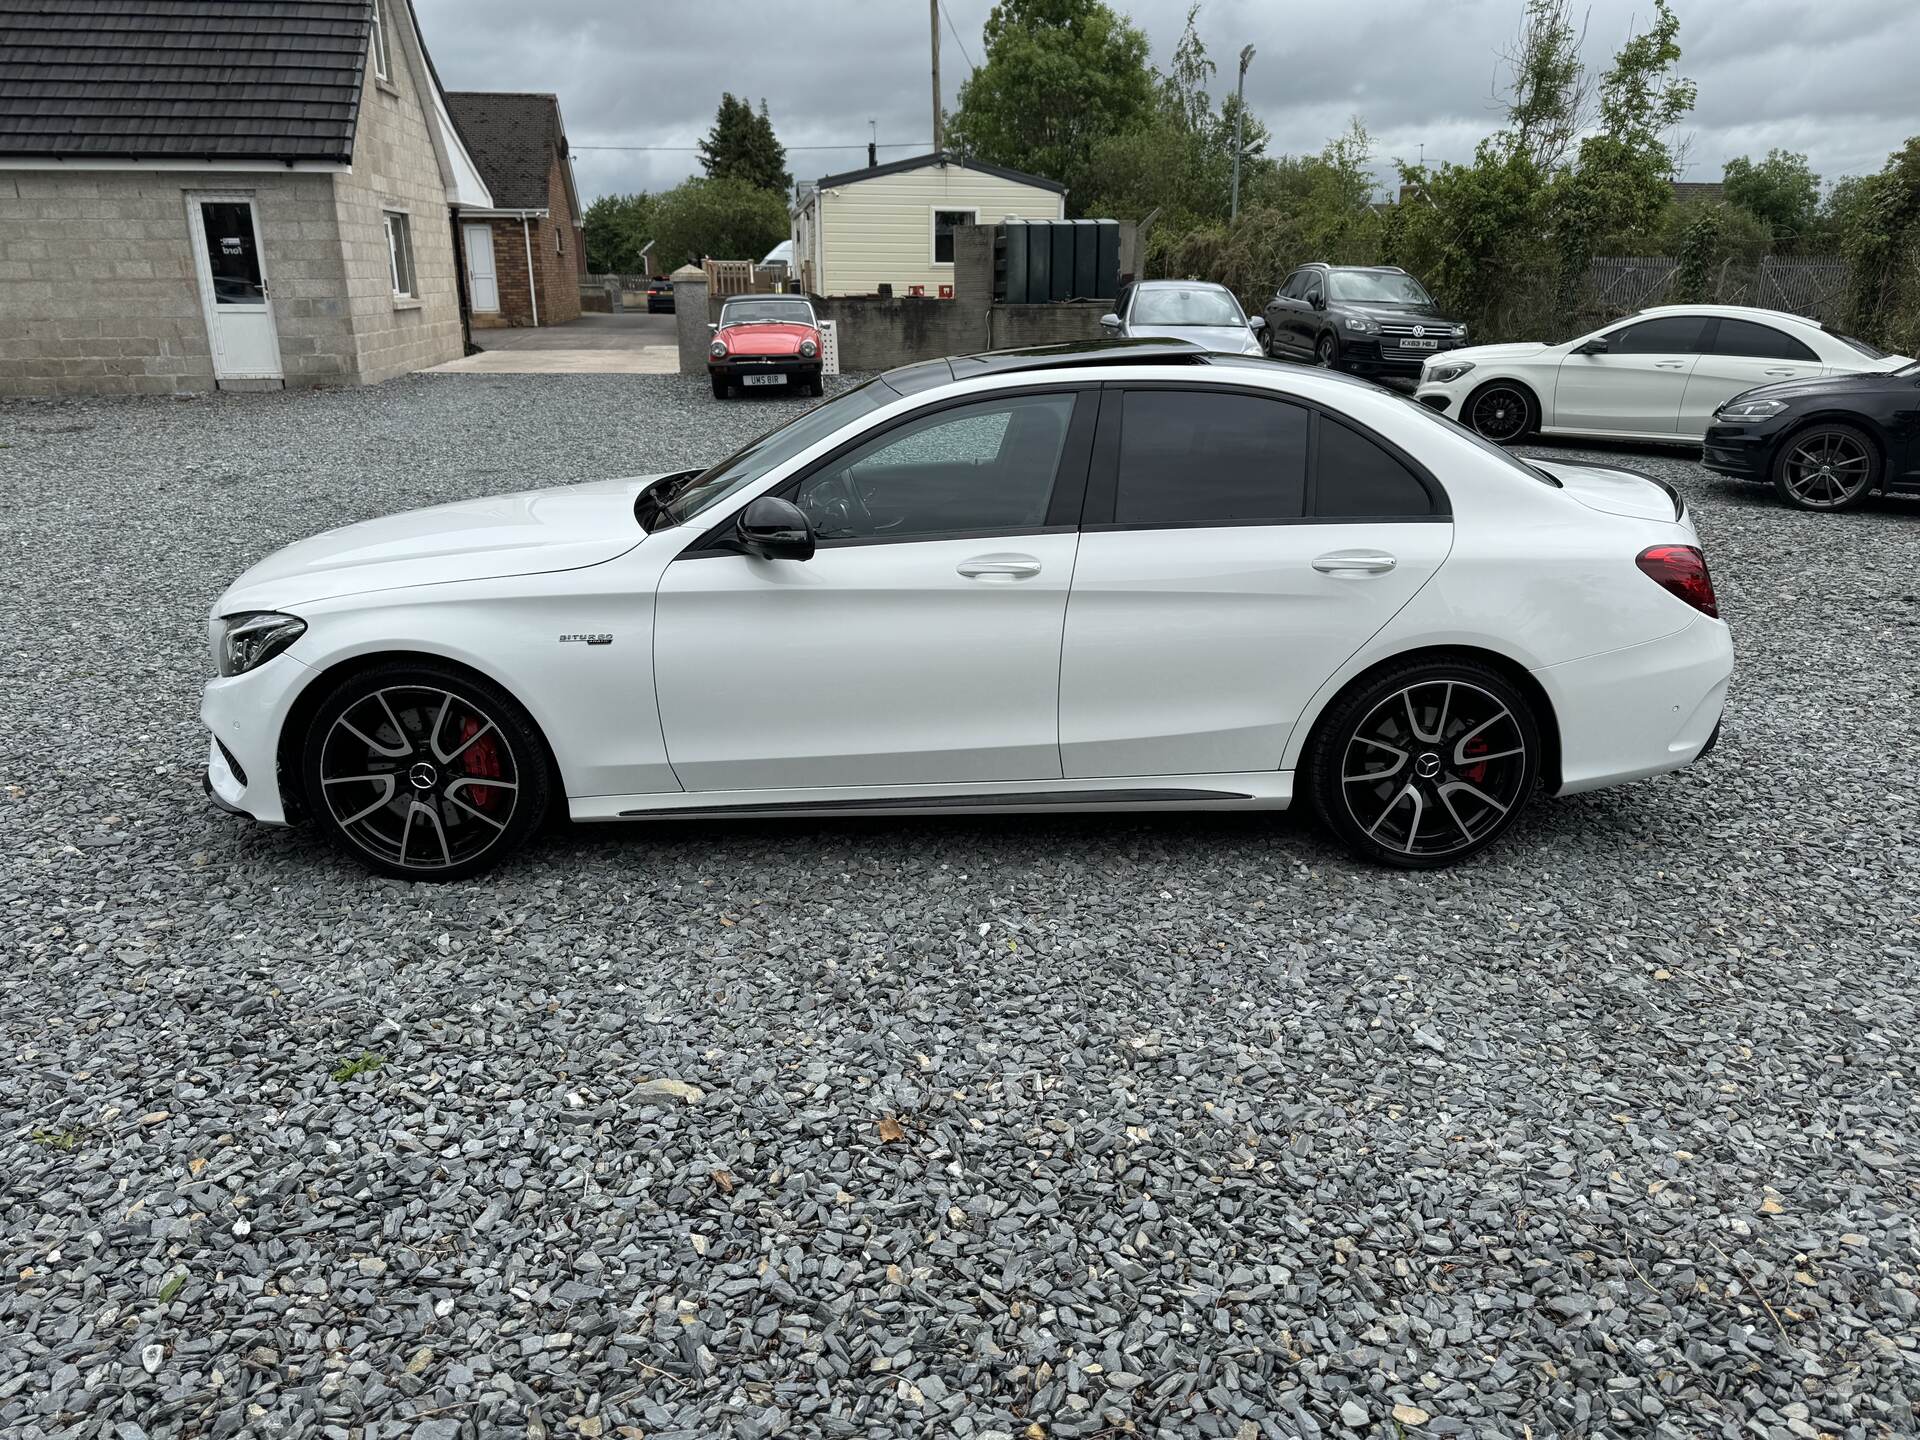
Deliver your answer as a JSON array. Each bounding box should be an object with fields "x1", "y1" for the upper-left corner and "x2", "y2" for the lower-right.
[
  {"x1": 443, "y1": 91, "x2": 583, "y2": 328},
  {"x1": 0, "y1": 0, "x2": 492, "y2": 396}
]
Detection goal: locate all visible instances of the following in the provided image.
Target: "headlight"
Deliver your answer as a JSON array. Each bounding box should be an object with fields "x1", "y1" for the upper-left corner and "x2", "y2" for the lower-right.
[
  {"x1": 217, "y1": 612, "x2": 305, "y2": 676},
  {"x1": 1425, "y1": 360, "x2": 1475, "y2": 385},
  {"x1": 1716, "y1": 397, "x2": 1788, "y2": 422},
  {"x1": 1453, "y1": 324, "x2": 1468, "y2": 340},
  {"x1": 708, "y1": 340, "x2": 728, "y2": 359},
  {"x1": 799, "y1": 339, "x2": 818, "y2": 358},
  {"x1": 1343, "y1": 316, "x2": 1376, "y2": 333}
]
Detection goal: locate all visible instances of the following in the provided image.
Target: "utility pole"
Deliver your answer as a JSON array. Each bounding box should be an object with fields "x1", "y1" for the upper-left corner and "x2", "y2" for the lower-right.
[
  {"x1": 1230, "y1": 44, "x2": 1254, "y2": 221},
  {"x1": 931, "y1": 0, "x2": 943, "y2": 152}
]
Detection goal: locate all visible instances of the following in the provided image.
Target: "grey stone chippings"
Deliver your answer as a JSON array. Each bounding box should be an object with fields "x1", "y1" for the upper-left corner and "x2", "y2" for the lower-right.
[{"x1": 1, "y1": 376, "x2": 1918, "y2": 1438}]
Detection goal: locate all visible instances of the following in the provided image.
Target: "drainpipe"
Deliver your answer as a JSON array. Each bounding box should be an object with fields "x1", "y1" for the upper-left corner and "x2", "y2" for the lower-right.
[{"x1": 522, "y1": 214, "x2": 540, "y2": 326}]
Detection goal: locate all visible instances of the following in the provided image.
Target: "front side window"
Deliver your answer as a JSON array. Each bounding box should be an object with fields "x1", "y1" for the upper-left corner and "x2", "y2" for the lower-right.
[
  {"x1": 1278, "y1": 271, "x2": 1303, "y2": 302},
  {"x1": 369, "y1": 0, "x2": 391, "y2": 80},
  {"x1": 1315, "y1": 417, "x2": 1435, "y2": 518},
  {"x1": 1302, "y1": 272, "x2": 1325, "y2": 306},
  {"x1": 384, "y1": 211, "x2": 415, "y2": 298},
  {"x1": 1114, "y1": 389, "x2": 1308, "y2": 525},
  {"x1": 1129, "y1": 287, "x2": 1246, "y2": 327},
  {"x1": 670, "y1": 379, "x2": 890, "y2": 525},
  {"x1": 1608, "y1": 315, "x2": 1707, "y2": 354},
  {"x1": 1708, "y1": 318, "x2": 1817, "y2": 361},
  {"x1": 793, "y1": 393, "x2": 1074, "y2": 542},
  {"x1": 932, "y1": 209, "x2": 975, "y2": 265}
]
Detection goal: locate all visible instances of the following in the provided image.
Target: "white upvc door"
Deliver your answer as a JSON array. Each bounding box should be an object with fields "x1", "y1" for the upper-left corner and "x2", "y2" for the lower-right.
[
  {"x1": 185, "y1": 194, "x2": 282, "y2": 381},
  {"x1": 464, "y1": 222, "x2": 499, "y2": 313},
  {"x1": 653, "y1": 533, "x2": 1079, "y2": 792},
  {"x1": 1058, "y1": 523, "x2": 1452, "y2": 778}
]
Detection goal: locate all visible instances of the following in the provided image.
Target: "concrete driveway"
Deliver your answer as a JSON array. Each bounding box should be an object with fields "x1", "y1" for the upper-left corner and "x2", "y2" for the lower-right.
[{"x1": 428, "y1": 311, "x2": 679, "y2": 373}]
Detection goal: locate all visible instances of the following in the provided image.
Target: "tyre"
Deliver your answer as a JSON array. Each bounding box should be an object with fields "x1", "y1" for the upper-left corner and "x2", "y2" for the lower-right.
[
  {"x1": 1771, "y1": 423, "x2": 1878, "y2": 511},
  {"x1": 808, "y1": 375, "x2": 825, "y2": 397},
  {"x1": 710, "y1": 374, "x2": 729, "y2": 400},
  {"x1": 1314, "y1": 332, "x2": 1340, "y2": 369},
  {"x1": 1258, "y1": 325, "x2": 1275, "y2": 358},
  {"x1": 300, "y1": 661, "x2": 551, "y2": 881},
  {"x1": 1463, "y1": 380, "x2": 1536, "y2": 443},
  {"x1": 1307, "y1": 658, "x2": 1541, "y2": 869}
]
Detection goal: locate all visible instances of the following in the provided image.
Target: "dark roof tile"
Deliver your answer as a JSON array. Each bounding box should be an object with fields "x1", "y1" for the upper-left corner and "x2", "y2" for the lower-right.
[{"x1": 443, "y1": 90, "x2": 565, "y2": 211}]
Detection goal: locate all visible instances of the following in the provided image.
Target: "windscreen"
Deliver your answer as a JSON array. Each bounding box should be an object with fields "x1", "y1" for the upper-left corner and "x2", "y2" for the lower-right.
[
  {"x1": 721, "y1": 299, "x2": 815, "y2": 325},
  {"x1": 1131, "y1": 287, "x2": 1245, "y2": 326},
  {"x1": 1329, "y1": 271, "x2": 1434, "y2": 305}
]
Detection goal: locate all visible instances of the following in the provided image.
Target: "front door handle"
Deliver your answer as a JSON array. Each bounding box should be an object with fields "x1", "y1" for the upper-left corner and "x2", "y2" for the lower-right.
[
  {"x1": 957, "y1": 554, "x2": 1042, "y2": 580},
  {"x1": 1654, "y1": 360, "x2": 1688, "y2": 369},
  {"x1": 1312, "y1": 551, "x2": 1397, "y2": 575}
]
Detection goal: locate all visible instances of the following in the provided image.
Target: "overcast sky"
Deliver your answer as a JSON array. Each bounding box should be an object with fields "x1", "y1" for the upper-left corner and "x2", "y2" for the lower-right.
[{"x1": 414, "y1": 0, "x2": 1920, "y2": 206}]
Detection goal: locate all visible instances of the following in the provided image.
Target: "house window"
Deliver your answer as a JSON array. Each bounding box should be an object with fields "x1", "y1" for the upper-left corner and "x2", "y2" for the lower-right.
[
  {"x1": 370, "y1": 0, "x2": 391, "y2": 81},
  {"x1": 556, "y1": 226, "x2": 565, "y2": 256},
  {"x1": 931, "y1": 208, "x2": 976, "y2": 265},
  {"x1": 384, "y1": 211, "x2": 416, "y2": 298}
]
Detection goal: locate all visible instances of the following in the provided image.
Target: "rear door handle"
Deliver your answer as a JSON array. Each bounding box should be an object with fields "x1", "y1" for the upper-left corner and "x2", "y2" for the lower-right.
[
  {"x1": 957, "y1": 554, "x2": 1041, "y2": 580},
  {"x1": 1313, "y1": 551, "x2": 1397, "y2": 575},
  {"x1": 1763, "y1": 367, "x2": 1803, "y2": 377},
  {"x1": 1654, "y1": 360, "x2": 1688, "y2": 369}
]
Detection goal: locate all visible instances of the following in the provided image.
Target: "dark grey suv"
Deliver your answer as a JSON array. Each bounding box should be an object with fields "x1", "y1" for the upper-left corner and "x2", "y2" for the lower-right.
[{"x1": 1262, "y1": 263, "x2": 1467, "y2": 378}]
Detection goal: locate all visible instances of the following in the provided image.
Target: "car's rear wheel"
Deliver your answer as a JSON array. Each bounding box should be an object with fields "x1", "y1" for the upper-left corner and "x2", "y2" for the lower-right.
[
  {"x1": 1307, "y1": 659, "x2": 1540, "y2": 869},
  {"x1": 1772, "y1": 423, "x2": 1878, "y2": 511},
  {"x1": 711, "y1": 374, "x2": 729, "y2": 400},
  {"x1": 1463, "y1": 380, "x2": 1535, "y2": 443},
  {"x1": 301, "y1": 662, "x2": 550, "y2": 881},
  {"x1": 1315, "y1": 333, "x2": 1340, "y2": 369}
]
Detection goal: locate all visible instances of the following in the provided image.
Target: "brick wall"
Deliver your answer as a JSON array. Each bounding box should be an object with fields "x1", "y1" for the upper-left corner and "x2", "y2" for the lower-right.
[
  {"x1": 487, "y1": 218, "x2": 535, "y2": 326},
  {"x1": 0, "y1": 169, "x2": 355, "y2": 397},
  {"x1": 537, "y1": 156, "x2": 581, "y2": 325}
]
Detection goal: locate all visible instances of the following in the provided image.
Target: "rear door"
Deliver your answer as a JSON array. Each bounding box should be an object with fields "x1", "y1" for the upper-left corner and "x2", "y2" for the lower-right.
[
  {"x1": 1678, "y1": 317, "x2": 1826, "y2": 435},
  {"x1": 655, "y1": 388, "x2": 1094, "y2": 791},
  {"x1": 1553, "y1": 314, "x2": 1707, "y2": 435},
  {"x1": 1264, "y1": 271, "x2": 1309, "y2": 358},
  {"x1": 1058, "y1": 384, "x2": 1452, "y2": 778}
]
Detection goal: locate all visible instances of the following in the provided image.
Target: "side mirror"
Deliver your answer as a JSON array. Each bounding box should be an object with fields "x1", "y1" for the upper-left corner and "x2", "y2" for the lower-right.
[
  {"x1": 1099, "y1": 312, "x2": 1122, "y2": 330},
  {"x1": 1575, "y1": 336, "x2": 1610, "y2": 356},
  {"x1": 737, "y1": 496, "x2": 815, "y2": 561},
  {"x1": 1248, "y1": 315, "x2": 1267, "y2": 332},
  {"x1": 708, "y1": 321, "x2": 719, "y2": 332}
]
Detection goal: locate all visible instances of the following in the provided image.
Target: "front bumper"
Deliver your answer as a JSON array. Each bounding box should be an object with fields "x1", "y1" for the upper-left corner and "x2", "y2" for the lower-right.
[
  {"x1": 1700, "y1": 422, "x2": 1778, "y2": 480},
  {"x1": 1415, "y1": 381, "x2": 1466, "y2": 415},
  {"x1": 1343, "y1": 337, "x2": 1465, "y2": 377},
  {"x1": 200, "y1": 653, "x2": 313, "y2": 825},
  {"x1": 1535, "y1": 616, "x2": 1734, "y2": 796},
  {"x1": 709, "y1": 357, "x2": 820, "y2": 384}
]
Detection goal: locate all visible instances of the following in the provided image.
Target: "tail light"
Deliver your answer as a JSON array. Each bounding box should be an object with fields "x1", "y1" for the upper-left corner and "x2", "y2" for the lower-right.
[{"x1": 1636, "y1": 544, "x2": 1719, "y2": 618}]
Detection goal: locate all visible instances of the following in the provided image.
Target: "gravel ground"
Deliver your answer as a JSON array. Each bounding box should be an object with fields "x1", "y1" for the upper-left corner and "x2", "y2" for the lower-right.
[{"x1": 2, "y1": 374, "x2": 1917, "y2": 1440}]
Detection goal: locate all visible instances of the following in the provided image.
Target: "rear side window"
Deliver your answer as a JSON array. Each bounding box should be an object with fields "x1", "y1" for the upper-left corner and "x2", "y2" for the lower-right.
[
  {"x1": 1708, "y1": 318, "x2": 1818, "y2": 361},
  {"x1": 1314, "y1": 417, "x2": 1435, "y2": 518},
  {"x1": 1279, "y1": 270, "x2": 1303, "y2": 301},
  {"x1": 1115, "y1": 389, "x2": 1308, "y2": 525},
  {"x1": 1611, "y1": 316, "x2": 1707, "y2": 354}
]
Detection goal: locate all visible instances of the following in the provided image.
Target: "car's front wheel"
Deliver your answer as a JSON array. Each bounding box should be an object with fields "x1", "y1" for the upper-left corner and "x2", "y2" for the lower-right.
[
  {"x1": 301, "y1": 662, "x2": 551, "y2": 881},
  {"x1": 1463, "y1": 380, "x2": 1536, "y2": 443},
  {"x1": 710, "y1": 374, "x2": 729, "y2": 400},
  {"x1": 1315, "y1": 333, "x2": 1340, "y2": 369},
  {"x1": 1307, "y1": 658, "x2": 1541, "y2": 868},
  {"x1": 1772, "y1": 423, "x2": 1878, "y2": 511}
]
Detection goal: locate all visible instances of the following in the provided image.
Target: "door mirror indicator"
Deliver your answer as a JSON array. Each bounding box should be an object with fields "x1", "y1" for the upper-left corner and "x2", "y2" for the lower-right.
[
  {"x1": 737, "y1": 496, "x2": 815, "y2": 561},
  {"x1": 1099, "y1": 313, "x2": 1121, "y2": 330},
  {"x1": 1575, "y1": 336, "x2": 1610, "y2": 356}
]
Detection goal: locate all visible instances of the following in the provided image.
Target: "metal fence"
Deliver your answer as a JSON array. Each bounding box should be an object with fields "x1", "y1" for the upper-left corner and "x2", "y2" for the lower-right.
[{"x1": 1581, "y1": 255, "x2": 1852, "y2": 328}]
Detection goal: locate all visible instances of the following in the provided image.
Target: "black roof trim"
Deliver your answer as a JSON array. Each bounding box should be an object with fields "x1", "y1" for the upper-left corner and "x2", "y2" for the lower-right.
[
  {"x1": 882, "y1": 338, "x2": 1213, "y2": 391},
  {"x1": 813, "y1": 149, "x2": 1066, "y2": 195}
]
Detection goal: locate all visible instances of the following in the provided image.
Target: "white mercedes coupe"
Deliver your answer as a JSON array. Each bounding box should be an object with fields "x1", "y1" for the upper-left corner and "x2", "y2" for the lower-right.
[
  {"x1": 1415, "y1": 303, "x2": 1908, "y2": 444},
  {"x1": 202, "y1": 339, "x2": 1732, "y2": 879}
]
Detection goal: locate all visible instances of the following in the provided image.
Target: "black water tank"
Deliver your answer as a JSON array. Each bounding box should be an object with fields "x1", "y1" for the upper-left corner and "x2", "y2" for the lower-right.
[{"x1": 1048, "y1": 222, "x2": 1074, "y2": 302}]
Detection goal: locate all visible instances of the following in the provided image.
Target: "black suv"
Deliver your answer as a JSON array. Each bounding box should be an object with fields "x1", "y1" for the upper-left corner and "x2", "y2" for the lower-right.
[{"x1": 1262, "y1": 264, "x2": 1467, "y2": 378}]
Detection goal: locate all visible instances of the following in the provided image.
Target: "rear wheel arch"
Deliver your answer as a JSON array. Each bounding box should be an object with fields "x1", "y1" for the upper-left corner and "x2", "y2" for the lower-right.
[
  {"x1": 275, "y1": 649, "x2": 565, "y2": 822},
  {"x1": 1295, "y1": 644, "x2": 1563, "y2": 803}
]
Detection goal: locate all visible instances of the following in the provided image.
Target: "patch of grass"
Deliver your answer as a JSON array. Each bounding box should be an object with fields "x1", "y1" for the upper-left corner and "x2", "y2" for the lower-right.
[
  {"x1": 156, "y1": 1270, "x2": 187, "y2": 1303},
  {"x1": 329, "y1": 1052, "x2": 386, "y2": 1083},
  {"x1": 30, "y1": 1125, "x2": 87, "y2": 1151}
]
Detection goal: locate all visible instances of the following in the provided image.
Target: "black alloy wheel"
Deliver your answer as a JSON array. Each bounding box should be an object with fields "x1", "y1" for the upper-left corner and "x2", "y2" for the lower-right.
[
  {"x1": 1315, "y1": 333, "x2": 1340, "y2": 369},
  {"x1": 302, "y1": 663, "x2": 550, "y2": 881},
  {"x1": 1465, "y1": 382, "x2": 1534, "y2": 443},
  {"x1": 1308, "y1": 660, "x2": 1540, "y2": 868},
  {"x1": 1772, "y1": 423, "x2": 1878, "y2": 511}
]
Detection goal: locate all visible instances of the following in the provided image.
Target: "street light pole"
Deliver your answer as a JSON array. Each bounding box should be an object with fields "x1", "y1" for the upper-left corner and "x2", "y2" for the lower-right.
[{"x1": 1230, "y1": 45, "x2": 1255, "y2": 222}]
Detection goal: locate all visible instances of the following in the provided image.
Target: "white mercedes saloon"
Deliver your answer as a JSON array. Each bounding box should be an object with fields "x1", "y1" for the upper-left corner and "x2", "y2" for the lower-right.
[
  {"x1": 1414, "y1": 303, "x2": 1908, "y2": 445},
  {"x1": 202, "y1": 339, "x2": 1733, "y2": 880}
]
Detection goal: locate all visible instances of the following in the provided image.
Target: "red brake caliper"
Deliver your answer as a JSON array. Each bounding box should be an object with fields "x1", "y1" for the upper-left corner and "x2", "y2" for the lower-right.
[
  {"x1": 1462, "y1": 736, "x2": 1490, "y2": 786},
  {"x1": 457, "y1": 717, "x2": 503, "y2": 810}
]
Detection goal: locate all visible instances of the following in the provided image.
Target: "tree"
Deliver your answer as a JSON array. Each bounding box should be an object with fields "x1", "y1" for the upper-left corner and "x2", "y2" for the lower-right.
[
  {"x1": 648, "y1": 176, "x2": 791, "y2": 269},
  {"x1": 1493, "y1": 0, "x2": 1588, "y2": 172},
  {"x1": 1722, "y1": 149, "x2": 1820, "y2": 250},
  {"x1": 583, "y1": 192, "x2": 655, "y2": 274},
  {"x1": 1837, "y1": 136, "x2": 1920, "y2": 356},
  {"x1": 697, "y1": 93, "x2": 791, "y2": 195},
  {"x1": 947, "y1": 0, "x2": 1157, "y2": 210}
]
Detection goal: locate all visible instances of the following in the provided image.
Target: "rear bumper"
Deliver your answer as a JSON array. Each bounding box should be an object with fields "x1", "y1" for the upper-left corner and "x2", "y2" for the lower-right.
[
  {"x1": 1535, "y1": 616, "x2": 1734, "y2": 796},
  {"x1": 1700, "y1": 423, "x2": 1776, "y2": 480}
]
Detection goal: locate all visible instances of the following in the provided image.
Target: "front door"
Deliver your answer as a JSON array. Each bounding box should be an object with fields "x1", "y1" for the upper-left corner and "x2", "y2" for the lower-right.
[
  {"x1": 1552, "y1": 313, "x2": 1706, "y2": 435},
  {"x1": 464, "y1": 222, "x2": 500, "y2": 313},
  {"x1": 186, "y1": 195, "x2": 281, "y2": 381},
  {"x1": 1060, "y1": 386, "x2": 1452, "y2": 777},
  {"x1": 654, "y1": 390, "x2": 1093, "y2": 792}
]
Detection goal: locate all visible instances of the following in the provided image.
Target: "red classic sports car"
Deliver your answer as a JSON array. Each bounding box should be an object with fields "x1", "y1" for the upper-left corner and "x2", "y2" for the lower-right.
[{"x1": 708, "y1": 294, "x2": 824, "y2": 398}]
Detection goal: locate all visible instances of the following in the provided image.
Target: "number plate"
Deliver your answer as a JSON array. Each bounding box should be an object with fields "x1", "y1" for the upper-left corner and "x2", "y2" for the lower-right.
[
  {"x1": 740, "y1": 373, "x2": 788, "y2": 387},
  {"x1": 1399, "y1": 338, "x2": 1439, "y2": 350}
]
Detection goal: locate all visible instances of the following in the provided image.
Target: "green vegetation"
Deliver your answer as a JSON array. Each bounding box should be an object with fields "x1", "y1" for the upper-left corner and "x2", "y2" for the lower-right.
[
  {"x1": 329, "y1": 1052, "x2": 386, "y2": 1083},
  {"x1": 30, "y1": 1124, "x2": 87, "y2": 1150},
  {"x1": 698, "y1": 93, "x2": 791, "y2": 195}
]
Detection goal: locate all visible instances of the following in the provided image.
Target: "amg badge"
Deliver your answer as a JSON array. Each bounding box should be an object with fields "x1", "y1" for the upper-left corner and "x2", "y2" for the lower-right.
[{"x1": 559, "y1": 633, "x2": 613, "y2": 646}]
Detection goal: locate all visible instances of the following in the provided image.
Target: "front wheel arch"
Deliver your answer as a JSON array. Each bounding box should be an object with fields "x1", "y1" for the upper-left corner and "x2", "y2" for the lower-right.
[
  {"x1": 1767, "y1": 413, "x2": 1888, "y2": 488},
  {"x1": 1461, "y1": 377, "x2": 1540, "y2": 442},
  {"x1": 1295, "y1": 644, "x2": 1563, "y2": 807},
  {"x1": 275, "y1": 650, "x2": 566, "y2": 824}
]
